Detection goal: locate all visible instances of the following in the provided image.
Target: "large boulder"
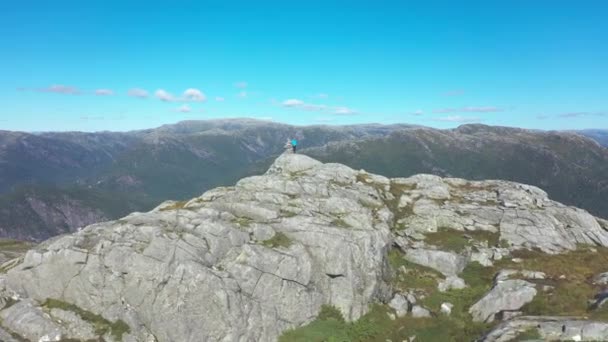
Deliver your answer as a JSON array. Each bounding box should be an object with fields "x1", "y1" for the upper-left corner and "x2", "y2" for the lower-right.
[
  {"x1": 0, "y1": 154, "x2": 393, "y2": 342},
  {"x1": 469, "y1": 279, "x2": 537, "y2": 322}
]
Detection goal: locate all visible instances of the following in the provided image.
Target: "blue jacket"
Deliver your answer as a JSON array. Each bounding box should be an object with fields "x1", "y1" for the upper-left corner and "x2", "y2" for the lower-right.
[{"x1": 291, "y1": 139, "x2": 298, "y2": 146}]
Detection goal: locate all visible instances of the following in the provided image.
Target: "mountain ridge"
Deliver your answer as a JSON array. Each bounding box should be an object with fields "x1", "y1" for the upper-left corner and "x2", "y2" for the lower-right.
[{"x1": 1, "y1": 120, "x2": 607, "y2": 241}]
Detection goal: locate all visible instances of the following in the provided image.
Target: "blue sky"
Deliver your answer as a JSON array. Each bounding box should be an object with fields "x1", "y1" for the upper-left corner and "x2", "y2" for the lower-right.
[{"x1": 1, "y1": 0, "x2": 607, "y2": 132}]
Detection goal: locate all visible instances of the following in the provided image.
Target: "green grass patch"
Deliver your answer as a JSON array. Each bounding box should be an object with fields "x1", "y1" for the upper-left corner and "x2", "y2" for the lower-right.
[
  {"x1": 0, "y1": 239, "x2": 34, "y2": 251},
  {"x1": 232, "y1": 217, "x2": 253, "y2": 228},
  {"x1": 159, "y1": 200, "x2": 188, "y2": 211},
  {"x1": 262, "y1": 232, "x2": 292, "y2": 249},
  {"x1": 280, "y1": 303, "x2": 494, "y2": 342},
  {"x1": 423, "y1": 228, "x2": 500, "y2": 252},
  {"x1": 331, "y1": 217, "x2": 352, "y2": 228},
  {"x1": 43, "y1": 298, "x2": 130, "y2": 340},
  {"x1": 388, "y1": 249, "x2": 442, "y2": 292},
  {"x1": 280, "y1": 209, "x2": 298, "y2": 218},
  {"x1": 513, "y1": 327, "x2": 542, "y2": 341},
  {"x1": 508, "y1": 247, "x2": 608, "y2": 319}
]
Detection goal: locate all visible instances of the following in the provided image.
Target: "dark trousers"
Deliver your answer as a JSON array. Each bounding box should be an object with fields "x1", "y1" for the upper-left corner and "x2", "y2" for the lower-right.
[{"x1": 292, "y1": 145, "x2": 297, "y2": 153}]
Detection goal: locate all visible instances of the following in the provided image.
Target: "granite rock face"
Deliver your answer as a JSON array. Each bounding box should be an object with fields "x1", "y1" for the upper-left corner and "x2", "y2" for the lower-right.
[{"x1": 1, "y1": 153, "x2": 608, "y2": 341}]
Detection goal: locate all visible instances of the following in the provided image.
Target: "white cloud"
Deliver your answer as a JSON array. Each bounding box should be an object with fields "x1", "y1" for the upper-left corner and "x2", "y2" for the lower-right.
[
  {"x1": 80, "y1": 115, "x2": 105, "y2": 120},
  {"x1": 282, "y1": 98, "x2": 356, "y2": 115},
  {"x1": 41, "y1": 84, "x2": 80, "y2": 95},
  {"x1": 177, "y1": 104, "x2": 191, "y2": 113},
  {"x1": 435, "y1": 115, "x2": 481, "y2": 123},
  {"x1": 434, "y1": 106, "x2": 503, "y2": 113},
  {"x1": 412, "y1": 109, "x2": 424, "y2": 116},
  {"x1": 215, "y1": 97, "x2": 225, "y2": 102},
  {"x1": 315, "y1": 93, "x2": 329, "y2": 99},
  {"x1": 155, "y1": 89, "x2": 175, "y2": 102},
  {"x1": 334, "y1": 106, "x2": 357, "y2": 115},
  {"x1": 302, "y1": 104, "x2": 327, "y2": 111},
  {"x1": 238, "y1": 91, "x2": 248, "y2": 98},
  {"x1": 183, "y1": 88, "x2": 206, "y2": 102},
  {"x1": 234, "y1": 81, "x2": 248, "y2": 89},
  {"x1": 282, "y1": 99, "x2": 305, "y2": 107},
  {"x1": 128, "y1": 88, "x2": 149, "y2": 98},
  {"x1": 95, "y1": 89, "x2": 114, "y2": 96}
]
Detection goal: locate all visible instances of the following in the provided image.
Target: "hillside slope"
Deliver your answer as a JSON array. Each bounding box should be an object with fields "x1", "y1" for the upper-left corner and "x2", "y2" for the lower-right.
[
  {"x1": 304, "y1": 124, "x2": 608, "y2": 220},
  {"x1": 0, "y1": 120, "x2": 412, "y2": 240}
]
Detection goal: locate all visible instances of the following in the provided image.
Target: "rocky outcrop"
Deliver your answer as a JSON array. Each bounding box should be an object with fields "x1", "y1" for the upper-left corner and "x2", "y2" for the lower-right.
[
  {"x1": 481, "y1": 316, "x2": 608, "y2": 342},
  {"x1": 1, "y1": 153, "x2": 608, "y2": 341}
]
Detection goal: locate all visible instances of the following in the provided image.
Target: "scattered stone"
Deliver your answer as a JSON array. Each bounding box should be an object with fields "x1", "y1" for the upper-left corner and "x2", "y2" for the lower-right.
[
  {"x1": 593, "y1": 272, "x2": 608, "y2": 285},
  {"x1": 389, "y1": 294, "x2": 410, "y2": 318},
  {"x1": 495, "y1": 269, "x2": 546, "y2": 282},
  {"x1": 411, "y1": 305, "x2": 431, "y2": 318},
  {"x1": 440, "y1": 302, "x2": 453, "y2": 315},
  {"x1": 438, "y1": 276, "x2": 466, "y2": 292},
  {"x1": 481, "y1": 316, "x2": 608, "y2": 342}
]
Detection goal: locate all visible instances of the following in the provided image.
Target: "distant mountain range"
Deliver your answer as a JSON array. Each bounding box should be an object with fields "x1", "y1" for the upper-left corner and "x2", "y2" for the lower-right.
[
  {"x1": 578, "y1": 129, "x2": 608, "y2": 147},
  {"x1": 0, "y1": 120, "x2": 606, "y2": 240}
]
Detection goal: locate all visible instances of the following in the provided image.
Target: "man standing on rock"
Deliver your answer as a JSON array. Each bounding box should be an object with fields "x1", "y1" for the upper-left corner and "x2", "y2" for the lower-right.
[{"x1": 291, "y1": 138, "x2": 298, "y2": 153}]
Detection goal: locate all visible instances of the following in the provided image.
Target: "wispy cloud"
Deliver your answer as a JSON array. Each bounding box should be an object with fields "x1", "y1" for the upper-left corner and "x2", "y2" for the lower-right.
[
  {"x1": 334, "y1": 106, "x2": 357, "y2": 115},
  {"x1": 258, "y1": 116, "x2": 273, "y2": 121},
  {"x1": 95, "y1": 89, "x2": 114, "y2": 96},
  {"x1": 234, "y1": 81, "x2": 248, "y2": 89},
  {"x1": 435, "y1": 115, "x2": 481, "y2": 123},
  {"x1": 314, "y1": 93, "x2": 329, "y2": 99},
  {"x1": 536, "y1": 115, "x2": 550, "y2": 120},
  {"x1": 282, "y1": 98, "x2": 356, "y2": 115},
  {"x1": 128, "y1": 88, "x2": 149, "y2": 98},
  {"x1": 176, "y1": 104, "x2": 191, "y2": 113},
  {"x1": 183, "y1": 88, "x2": 206, "y2": 102},
  {"x1": 556, "y1": 111, "x2": 607, "y2": 118},
  {"x1": 443, "y1": 90, "x2": 465, "y2": 96},
  {"x1": 412, "y1": 109, "x2": 424, "y2": 116},
  {"x1": 282, "y1": 99, "x2": 305, "y2": 107},
  {"x1": 434, "y1": 106, "x2": 504, "y2": 113},
  {"x1": 315, "y1": 117, "x2": 334, "y2": 123},
  {"x1": 238, "y1": 91, "x2": 248, "y2": 98},
  {"x1": 282, "y1": 99, "x2": 326, "y2": 111},
  {"x1": 302, "y1": 104, "x2": 327, "y2": 111},
  {"x1": 80, "y1": 115, "x2": 105, "y2": 121},
  {"x1": 155, "y1": 89, "x2": 175, "y2": 102},
  {"x1": 215, "y1": 97, "x2": 225, "y2": 102},
  {"x1": 40, "y1": 85, "x2": 80, "y2": 95}
]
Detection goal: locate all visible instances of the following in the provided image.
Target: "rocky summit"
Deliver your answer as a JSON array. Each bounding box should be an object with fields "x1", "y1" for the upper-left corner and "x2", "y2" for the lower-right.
[{"x1": 2, "y1": 153, "x2": 608, "y2": 341}]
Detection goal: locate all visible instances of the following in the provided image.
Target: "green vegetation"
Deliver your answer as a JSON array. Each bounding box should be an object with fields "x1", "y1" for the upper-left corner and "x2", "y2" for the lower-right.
[
  {"x1": 0, "y1": 239, "x2": 34, "y2": 251},
  {"x1": 513, "y1": 328, "x2": 542, "y2": 341},
  {"x1": 262, "y1": 232, "x2": 292, "y2": 248},
  {"x1": 280, "y1": 209, "x2": 298, "y2": 218},
  {"x1": 232, "y1": 217, "x2": 254, "y2": 228},
  {"x1": 159, "y1": 200, "x2": 188, "y2": 211},
  {"x1": 280, "y1": 303, "x2": 493, "y2": 342},
  {"x1": 388, "y1": 249, "x2": 441, "y2": 292},
  {"x1": 423, "y1": 228, "x2": 500, "y2": 252},
  {"x1": 511, "y1": 247, "x2": 608, "y2": 319},
  {"x1": 43, "y1": 298, "x2": 131, "y2": 340},
  {"x1": 331, "y1": 217, "x2": 352, "y2": 228}
]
